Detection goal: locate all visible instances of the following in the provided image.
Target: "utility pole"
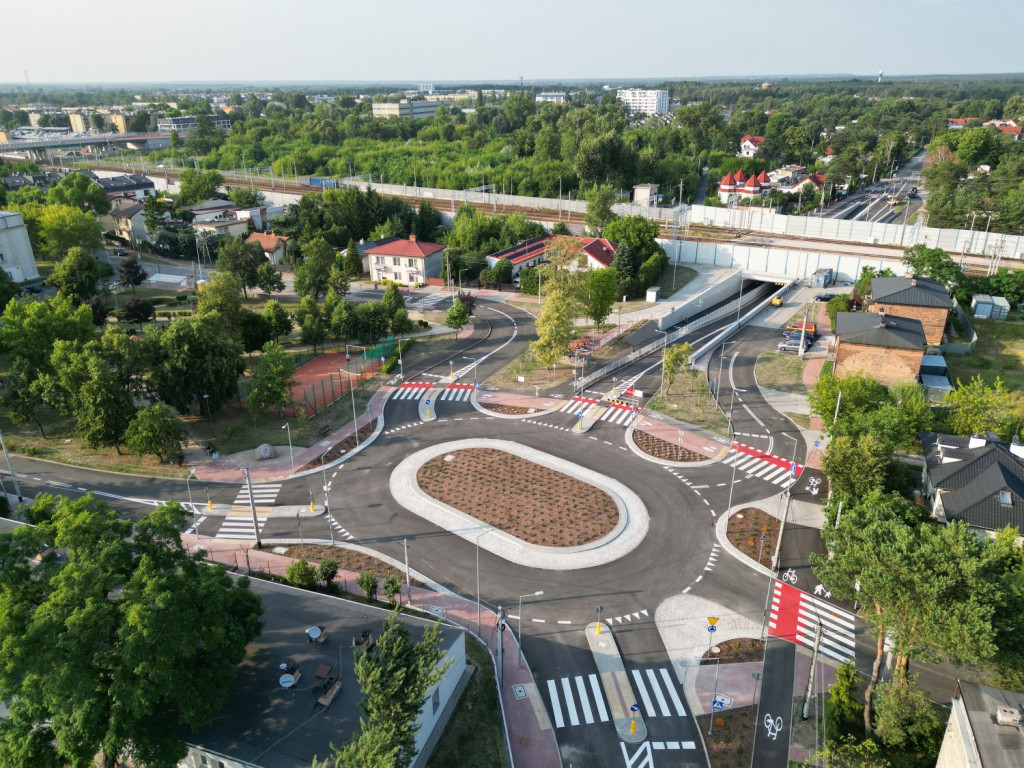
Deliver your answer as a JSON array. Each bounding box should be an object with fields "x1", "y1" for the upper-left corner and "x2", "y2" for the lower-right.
[
  {"x1": 802, "y1": 623, "x2": 823, "y2": 719},
  {"x1": 243, "y1": 467, "x2": 262, "y2": 548},
  {"x1": 496, "y1": 606, "x2": 506, "y2": 687}
]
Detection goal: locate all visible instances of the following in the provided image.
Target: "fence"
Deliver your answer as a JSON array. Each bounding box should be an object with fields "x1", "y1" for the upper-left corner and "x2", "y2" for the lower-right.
[{"x1": 941, "y1": 301, "x2": 979, "y2": 355}]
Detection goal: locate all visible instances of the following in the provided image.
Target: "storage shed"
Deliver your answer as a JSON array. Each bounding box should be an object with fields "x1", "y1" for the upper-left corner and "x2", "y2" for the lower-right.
[{"x1": 971, "y1": 294, "x2": 1010, "y2": 320}]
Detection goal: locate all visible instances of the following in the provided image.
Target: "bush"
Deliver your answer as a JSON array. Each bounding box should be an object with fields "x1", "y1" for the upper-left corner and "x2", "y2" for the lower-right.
[
  {"x1": 356, "y1": 570, "x2": 378, "y2": 602},
  {"x1": 637, "y1": 250, "x2": 668, "y2": 289},
  {"x1": 417, "y1": 319, "x2": 429, "y2": 328},
  {"x1": 383, "y1": 573, "x2": 403, "y2": 604},
  {"x1": 825, "y1": 294, "x2": 852, "y2": 332},
  {"x1": 316, "y1": 558, "x2": 339, "y2": 586},
  {"x1": 285, "y1": 559, "x2": 317, "y2": 588}
]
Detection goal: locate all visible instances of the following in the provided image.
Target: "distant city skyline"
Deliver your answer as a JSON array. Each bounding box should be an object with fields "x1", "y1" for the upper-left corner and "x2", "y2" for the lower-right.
[{"x1": 1, "y1": 0, "x2": 1021, "y2": 86}]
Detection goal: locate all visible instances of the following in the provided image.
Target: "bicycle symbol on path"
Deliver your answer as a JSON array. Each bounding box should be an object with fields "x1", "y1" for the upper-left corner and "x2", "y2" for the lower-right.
[
  {"x1": 805, "y1": 476, "x2": 822, "y2": 496},
  {"x1": 781, "y1": 568, "x2": 798, "y2": 584},
  {"x1": 764, "y1": 714, "x2": 784, "y2": 740}
]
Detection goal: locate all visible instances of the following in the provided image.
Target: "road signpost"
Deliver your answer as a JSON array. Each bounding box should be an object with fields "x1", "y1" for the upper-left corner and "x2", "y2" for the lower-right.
[{"x1": 630, "y1": 702, "x2": 639, "y2": 734}]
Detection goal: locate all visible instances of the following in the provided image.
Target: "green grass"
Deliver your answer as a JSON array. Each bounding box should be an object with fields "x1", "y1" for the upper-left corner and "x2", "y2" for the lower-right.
[
  {"x1": 426, "y1": 635, "x2": 509, "y2": 768},
  {"x1": 646, "y1": 372, "x2": 730, "y2": 437},
  {"x1": 946, "y1": 317, "x2": 1024, "y2": 391},
  {"x1": 657, "y1": 264, "x2": 698, "y2": 299},
  {"x1": 755, "y1": 352, "x2": 808, "y2": 393}
]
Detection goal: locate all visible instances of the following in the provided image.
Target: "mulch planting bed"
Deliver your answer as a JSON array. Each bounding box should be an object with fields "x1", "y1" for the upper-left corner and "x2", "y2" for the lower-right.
[
  {"x1": 703, "y1": 638, "x2": 765, "y2": 663},
  {"x1": 697, "y1": 705, "x2": 757, "y2": 768},
  {"x1": 633, "y1": 429, "x2": 706, "y2": 462},
  {"x1": 726, "y1": 507, "x2": 780, "y2": 567},
  {"x1": 417, "y1": 448, "x2": 618, "y2": 547},
  {"x1": 298, "y1": 419, "x2": 378, "y2": 471},
  {"x1": 284, "y1": 544, "x2": 419, "y2": 586},
  {"x1": 479, "y1": 403, "x2": 534, "y2": 415}
]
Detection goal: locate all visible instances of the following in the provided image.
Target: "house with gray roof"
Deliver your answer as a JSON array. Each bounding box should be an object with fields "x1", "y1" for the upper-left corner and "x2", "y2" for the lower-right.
[
  {"x1": 871, "y1": 275, "x2": 953, "y2": 345},
  {"x1": 936, "y1": 679, "x2": 1024, "y2": 768},
  {"x1": 920, "y1": 431, "x2": 1024, "y2": 536},
  {"x1": 833, "y1": 311, "x2": 926, "y2": 387}
]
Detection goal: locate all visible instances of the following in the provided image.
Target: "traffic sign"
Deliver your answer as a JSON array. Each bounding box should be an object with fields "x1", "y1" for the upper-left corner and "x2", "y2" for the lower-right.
[
  {"x1": 814, "y1": 439, "x2": 821, "y2": 448},
  {"x1": 707, "y1": 625, "x2": 717, "y2": 633},
  {"x1": 576, "y1": 410, "x2": 584, "y2": 419},
  {"x1": 790, "y1": 461, "x2": 797, "y2": 476},
  {"x1": 707, "y1": 616, "x2": 719, "y2": 626},
  {"x1": 712, "y1": 699, "x2": 725, "y2": 710},
  {"x1": 425, "y1": 399, "x2": 431, "y2": 406},
  {"x1": 630, "y1": 703, "x2": 640, "y2": 713}
]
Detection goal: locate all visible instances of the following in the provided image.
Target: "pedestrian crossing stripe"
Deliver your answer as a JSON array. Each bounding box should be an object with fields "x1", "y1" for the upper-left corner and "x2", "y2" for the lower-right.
[
  {"x1": 232, "y1": 483, "x2": 282, "y2": 506},
  {"x1": 391, "y1": 383, "x2": 433, "y2": 400},
  {"x1": 411, "y1": 293, "x2": 447, "y2": 308},
  {"x1": 557, "y1": 396, "x2": 599, "y2": 413},
  {"x1": 722, "y1": 444, "x2": 801, "y2": 487},
  {"x1": 769, "y1": 580, "x2": 856, "y2": 663},
  {"x1": 216, "y1": 514, "x2": 268, "y2": 540},
  {"x1": 543, "y1": 667, "x2": 686, "y2": 728},
  {"x1": 326, "y1": 512, "x2": 356, "y2": 541},
  {"x1": 438, "y1": 387, "x2": 474, "y2": 402}
]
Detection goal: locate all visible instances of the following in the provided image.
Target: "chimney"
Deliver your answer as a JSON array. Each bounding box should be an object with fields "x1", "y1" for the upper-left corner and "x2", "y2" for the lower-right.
[
  {"x1": 409, "y1": 234, "x2": 417, "y2": 243},
  {"x1": 910, "y1": 278, "x2": 917, "y2": 287},
  {"x1": 1011, "y1": 435, "x2": 1024, "y2": 460},
  {"x1": 968, "y1": 434, "x2": 987, "y2": 449}
]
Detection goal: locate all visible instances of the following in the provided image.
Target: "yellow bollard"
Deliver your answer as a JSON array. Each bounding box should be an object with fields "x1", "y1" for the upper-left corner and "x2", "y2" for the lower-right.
[
  {"x1": 207, "y1": 499, "x2": 213, "y2": 511},
  {"x1": 596, "y1": 622, "x2": 601, "y2": 635},
  {"x1": 630, "y1": 718, "x2": 636, "y2": 734},
  {"x1": 310, "y1": 501, "x2": 315, "y2": 512}
]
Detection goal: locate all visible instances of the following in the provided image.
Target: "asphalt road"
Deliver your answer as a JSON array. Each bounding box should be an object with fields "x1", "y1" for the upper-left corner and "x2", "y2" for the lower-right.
[{"x1": 751, "y1": 638, "x2": 796, "y2": 768}]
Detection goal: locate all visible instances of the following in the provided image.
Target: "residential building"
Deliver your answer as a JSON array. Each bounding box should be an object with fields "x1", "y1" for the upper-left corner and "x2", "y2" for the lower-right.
[
  {"x1": 786, "y1": 172, "x2": 827, "y2": 195},
  {"x1": 193, "y1": 218, "x2": 251, "y2": 238},
  {"x1": 109, "y1": 113, "x2": 128, "y2": 133},
  {"x1": 365, "y1": 235, "x2": 445, "y2": 284},
  {"x1": 936, "y1": 680, "x2": 1024, "y2": 768},
  {"x1": 0, "y1": 211, "x2": 41, "y2": 282},
  {"x1": 357, "y1": 235, "x2": 403, "y2": 275},
  {"x1": 156, "y1": 114, "x2": 231, "y2": 134},
  {"x1": 536, "y1": 92, "x2": 568, "y2": 104},
  {"x1": 870, "y1": 275, "x2": 953, "y2": 346},
  {"x1": 832, "y1": 311, "x2": 926, "y2": 387},
  {"x1": 97, "y1": 173, "x2": 156, "y2": 200},
  {"x1": 818, "y1": 146, "x2": 835, "y2": 164},
  {"x1": 738, "y1": 134, "x2": 764, "y2": 158},
  {"x1": 717, "y1": 169, "x2": 771, "y2": 204},
  {"x1": 768, "y1": 164, "x2": 806, "y2": 185},
  {"x1": 103, "y1": 199, "x2": 150, "y2": 245},
  {"x1": 68, "y1": 113, "x2": 89, "y2": 133},
  {"x1": 946, "y1": 117, "x2": 976, "y2": 130},
  {"x1": 371, "y1": 100, "x2": 455, "y2": 119},
  {"x1": 235, "y1": 205, "x2": 287, "y2": 233},
  {"x1": 182, "y1": 199, "x2": 240, "y2": 223},
  {"x1": 245, "y1": 232, "x2": 290, "y2": 266},
  {"x1": 179, "y1": 577, "x2": 467, "y2": 768},
  {"x1": 920, "y1": 432, "x2": 1024, "y2": 536},
  {"x1": 616, "y1": 89, "x2": 670, "y2": 116},
  {"x1": 487, "y1": 234, "x2": 620, "y2": 275}
]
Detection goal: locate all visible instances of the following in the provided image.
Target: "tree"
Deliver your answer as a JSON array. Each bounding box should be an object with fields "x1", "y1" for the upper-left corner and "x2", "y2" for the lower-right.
[
  {"x1": 946, "y1": 375, "x2": 1014, "y2": 438},
  {"x1": 415, "y1": 200, "x2": 440, "y2": 240},
  {"x1": 118, "y1": 255, "x2": 148, "y2": 294},
  {"x1": 1, "y1": 358, "x2": 48, "y2": 438},
  {"x1": 381, "y1": 283, "x2": 406, "y2": 318},
  {"x1": 0, "y1": 291, "x2": 94, "y2": 371},
  {"x1": 901, "y1": 244, "x2": 962, "y2": 287},
  {"x1": 256, "y1": 261, "x2": 285, "y2": 295},
  {"x1": 33, "y1": 203, "x2": 102, "y2": 258},
  {"x1": 444, "y1": 298, "x2": 470, "y2": 332},
  {"x1": 300, "y1": 308, "x2": 328, "y2": 352},
  {"x1": 809, "y1": 736, "x2": 888, "y2": 768},
  {"x1": 46, "y1": 172, "x2": 111, "y2": 215},
  {"x1": 317, "y1": 558, "x2": 339, "y2": 587},
  {"x1": 86, "y1": 293, "x2": 109, "y2": 325},
  {"x1": 228, "y1": 187, "x2": 265, "y2": 208},
  {"x1": 530, "y1": 289, "x2": 574, "y2": 367},
  {"x1": 45, "y1": 245, "x2": 103, "y2": 304},
  {"x1": 294, "y1": 237, "x2": 336, "y2": 301},
  {"x1": 583, "y1": 184, "x2": 618, "y2": 235},
  {"x1": 551, "y1": 220, "x2": 572, "y2": 236},
  {"x1": 821, "y1": 434, "x2": 890, "y2": 498},
  {"x1": 263, "y1": 299, "x2": 293, "y2": 340},
  {"x1": 825, "y1": 662, "x2": 864, "y2": 739},
  {"x1": 383, "y1": 574, "x2": 403, "y2": 605},
  {"x1": 0, "y1": 269, "x2": 16, "y2": 314},
  {"x1": 217, "y1": 235, "x2": 264, "y2": 297},
  {"x1": 246, "y1": 341, "x2": 296, "y2": 417},
  {"x1": 584, "y1": 267, "x2": 619, "y2": 328},
  {"x1": 808, "y1": 373, "x2": 890, "y2": 432},
  {"x1": 873, "y1": 674, "x2": 943, "y2": 753},
  {"x1": 390, "y1": 308, "x2": 415, "y2": 336},
  {"x1": 0, "y1": 496, "x2": 263, "y2": 768},
  {"x1": 455, "y1": 289, "x2": 476, "y2": 316},
  {"x1": 331, "y1": 299, "x2": 357, "y2": 341},
  {"x1": 662, "y1": 342, "x2": 694, "y2": 395},
  {"x1": 357, "y1": 571, "x2": 378, "y2": 602},
  {"x1": 490, "y1": 258, "x2": 513, "y2": 287},
  {"x1": 517, "y1": 266, "x2": 538, "y2": 295},
  {"x1": 196, "y1": 271, "x2": 244, "y2": 326},
  {"x1": 123, "y1": 403, "x2": 185, "y2": 462},
  {"x1": 122, "y1": 296, "x2": 155, "y2": 324},
  {"x1": 143, "y1": 194, "x2": 169, "y2": 237},
  {"x1": 150, "y1": 312, "x2": 245, "y2": 415},
  {"x1": 176, "y1": 168, "x2": 225, "y2": 207},
  {"x1": 286, "y1": 559, "x2": 318, "y2": 588},
  {"x1": 237, "y1": 309, "x2": 274, "y2": 355},
  {"x1": 344, "y1": 238, "x2": 363, "y2": 277}
]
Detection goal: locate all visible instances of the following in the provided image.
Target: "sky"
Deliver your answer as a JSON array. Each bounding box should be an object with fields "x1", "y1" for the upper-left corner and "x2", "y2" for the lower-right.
[{"x1": 2, "y1": 0, "x2": 1022, "y2": 85}]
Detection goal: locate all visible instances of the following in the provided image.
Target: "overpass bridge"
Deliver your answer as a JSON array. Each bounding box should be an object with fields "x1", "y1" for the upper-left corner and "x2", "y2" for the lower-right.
[{"x1": 0, "y1": 132, "x2": 170, "y2": 161}]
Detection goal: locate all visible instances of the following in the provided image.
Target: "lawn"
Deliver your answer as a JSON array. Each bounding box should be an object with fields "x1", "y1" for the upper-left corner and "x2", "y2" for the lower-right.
[
  {"x1": 946, "y1": 317, "x2": 1024, "y2": 392},
  {"x1": 755, "y1": 352, "x2": 808, "y2": 393},
  {"x1": 645, "y1": 371, "x2": 730, "y2": 437},
  {"x1": 657, "y1": 263, "x2": 698, "y2": 299},
  {"x1": 427, "y1": 635, "x2": 509, "y2": 768}
]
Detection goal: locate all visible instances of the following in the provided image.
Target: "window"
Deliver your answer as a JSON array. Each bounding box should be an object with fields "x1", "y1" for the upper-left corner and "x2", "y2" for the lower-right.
[
  {"x1": 393, "y1": 257, "x2": 401, "y2": 266},
  {"x1": 999, "y1": 490, "x2": 1012, "y2": 505},
  {"x1": 375, "y1": 256, "x2": 383, "y2": 265},
  {"x1": 407, "y1": 258, "x2": 415, "y2": 267}
]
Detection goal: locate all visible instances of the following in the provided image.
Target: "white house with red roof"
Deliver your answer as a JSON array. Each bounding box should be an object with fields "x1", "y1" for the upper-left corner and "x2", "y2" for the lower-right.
[
  {"x1": 738, "y1": 134, "x2": 765, "y2": 158},
  {"x1": 946, "y1": 117, "x2": 976, "y2": 130},
  {"x1": 983, "y1": 119, "x2": 1022, "y2": 140},
  {"x1": 245, "y1": 232, "x2": 290, "y2": 266},
  {"x1": 486, "y1": 234, "x2": 619, "y2": 275},
  {"x1": 717, "y1": 168, "x2": 772, "y2": 204},
  {"x1": 365, "y1": 235, "x2": 446, "y2": 285}
]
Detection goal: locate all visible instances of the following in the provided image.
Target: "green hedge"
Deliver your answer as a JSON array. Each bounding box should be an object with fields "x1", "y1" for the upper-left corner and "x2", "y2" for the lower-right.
[{"x1": 637, "y1": 251, "x2": 668, "y2": 290}]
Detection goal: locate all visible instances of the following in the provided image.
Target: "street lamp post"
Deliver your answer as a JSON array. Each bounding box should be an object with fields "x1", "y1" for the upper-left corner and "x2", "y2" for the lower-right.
[
  {"x1": 459, "y1": 268, "x2": 469, "y2": 292},
  {"x1": 282, "y1": 422, "x2": 294, "y2": 474},
  {"x1": 185, "y1": 469, "x2": 196, "y2": 514},
  {"x1": 202, "y1": 393, "x2": 212, "y2": 424},
  {"x1": 475, "y1": 530, "x2": 487, "y2": 634},
  {"x1": 517, "y1": 590, "x2": 544, "y2": 668},
  {"x1": 657, "y1": 329, "x2": 668, "y2": 397},
  {"x1": 340, "y1": 368, "x2": 360, "y2": 447},
  {"x1": 716, "y1": 340, "x2": 739, "y2": 404}
]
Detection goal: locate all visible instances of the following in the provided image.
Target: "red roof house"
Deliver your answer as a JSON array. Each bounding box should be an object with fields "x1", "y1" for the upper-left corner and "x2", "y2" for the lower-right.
[{"x1": 365, "y1": 235, "x2": 446, "y2": 285}]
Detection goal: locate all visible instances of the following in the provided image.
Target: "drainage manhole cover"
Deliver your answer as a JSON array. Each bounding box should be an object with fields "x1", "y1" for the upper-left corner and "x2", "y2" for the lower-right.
[{"x1": 513, "y1": 684, "x2": 527, "y2": 699}]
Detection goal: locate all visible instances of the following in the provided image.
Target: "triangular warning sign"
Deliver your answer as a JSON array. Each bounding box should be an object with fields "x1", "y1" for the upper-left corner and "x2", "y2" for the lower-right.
[{"x1": 707, "y1": 616, "x2": 719, "y2": 626}]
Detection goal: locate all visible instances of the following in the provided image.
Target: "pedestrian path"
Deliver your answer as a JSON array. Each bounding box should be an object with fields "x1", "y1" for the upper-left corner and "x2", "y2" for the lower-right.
[
  {"x1": 438, "y1": 382, "x2": 476, "y2": 402},
  {"x1": 390, "y1": 381, "x2": 433, "y2": 400},
  {"x1": 215, "y1": 512, "x2": 268, "y2": 540},
  {"x1": 232, "y1": 482, "x2": 281, "y2": 507},
  {"x1": 410, "y1": 293, "x2": 447, "y2": 310},
  {"x1": 543, "y1": 666, "x2": 692, "y2": 729},
  {"x1": 721, "y1": 442, "x2": 803, "y2": 488},
  {"x1": 769, "y1": 578, "x2": 856, "y2": 663},
  {"x1": 555, "y1": 396, "x2": 639, "y2": 427},
  {"x1": 325, "y1": 512, "x2": 356, "y2": 541}
]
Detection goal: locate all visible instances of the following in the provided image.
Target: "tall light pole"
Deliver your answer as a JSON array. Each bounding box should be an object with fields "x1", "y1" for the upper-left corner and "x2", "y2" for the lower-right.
[
  {"x1": 185, "y1": 469, "x2": 196, "y2": 514},
  {"x1": 476, "y1": 530, "x2": 486, "y2": 634},
  {"x1": 282, "y1": 422, "x2": 294, "y2": 474},
  {"x1": 657, "y1": 328, "x2": 668, "y2": 397},
  {"x1": 459, "y1": 268, "x2": 469, "y2": 292},
  {"x1": 202, "y1": 393, "x2": 212, "y2": 424},
  {"x1": 0, "y1": 430, "x2": 23, "y2": 503},
  {"x1": 517, "y1": 590, "x2": 544, "y2": 668},
  {"x1": 772, "y1": 432, "x2": 800, "y2": 570},
  {"x1": 341, "y1": 368, "x2": 360, "y2": 447}
]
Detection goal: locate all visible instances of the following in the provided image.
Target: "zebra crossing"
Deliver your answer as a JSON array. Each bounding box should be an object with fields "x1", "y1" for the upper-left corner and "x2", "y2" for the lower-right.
[
  {"x1": 769, "y1": 579, "x2": 857, "y2": 663},
  {"x1": 721, "y1": 442, "x2": 803, "y2": 488},
  {"x1": 391, "y1": 381, "x2": 433, "y2": 400},
  {"x1": 555, "y1": 396, "x2": 639, "y2": 426},
  {"x1": 543, "y1": 667, "x2": 688, "y2": 729},
  {"x1": 410, "y1": 293, "x2": 448, "y2": 310},
  {"x1": 438, "y1": 383, "x2": 476, "y2": 402},
  {"x1": 233, "y1": 483, "x2": 281, "y2": 506},
  {"x1": 216, "y1": 513, "x2": 268, "y2": 540}
]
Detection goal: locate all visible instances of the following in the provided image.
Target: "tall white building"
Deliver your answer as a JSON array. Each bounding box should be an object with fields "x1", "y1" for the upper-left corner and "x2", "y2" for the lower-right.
[
  {"x1": 0, "y1": 212, "x2": 40, "y2": 283},
  {"x1": 616, "y1": 88, "x2": 670, "y2": 115}
]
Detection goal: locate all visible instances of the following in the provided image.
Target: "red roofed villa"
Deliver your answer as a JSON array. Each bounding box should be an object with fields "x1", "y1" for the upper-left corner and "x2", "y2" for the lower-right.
[
  {"x1": 245, "y1": 232, "x2": 290, "y2": 266},
  {"x1": 365, "y1": 235, "x2": 446, "y2": 285},
  {"x1": 739, "y1": 134, "x2": 765, "y2": 158},
  {"x1": 717, "y1": 169, "x2": 771, "y2": 203},
  {"x1": 486, "y1": 234, "x2": 620, "y2": 275}
]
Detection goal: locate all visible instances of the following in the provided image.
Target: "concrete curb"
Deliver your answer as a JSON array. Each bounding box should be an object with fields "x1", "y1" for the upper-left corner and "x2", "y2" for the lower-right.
[
  {"x1": 389, "y1": 438, "x2": 649, "y2": 570},
  {"x1": 714, "y1": 502, "x2": 777, "y2": 579},
  {"x1": 585, "y1": 622, "x2": 647, "y2": 743},
  {"x1": 624, "y1": 421, "x2": 729, "y2": 469},
  {"x1": 470, "y1": 389, "x2": 566, "y2": 420}
]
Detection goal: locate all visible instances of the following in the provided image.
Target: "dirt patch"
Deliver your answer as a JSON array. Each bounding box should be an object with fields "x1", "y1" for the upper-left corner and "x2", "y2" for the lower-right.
[
  {"x1": 480, "y1": 403, "x2": 535, "y2": 415},
  {"x1": 284, "y1": 543, "x2": 420, "y2": 586},
  {"x1": 632, "y1": 429, "x2": 707, "y2": 462},
  {"x1": 726, "y1": 507, "x2": 779, "y2": 567},
  {"x1": 704, "y1": 638, "x2": 765, "y2": 663},
  {"x1": 697, "y1": 705, "x2": 757, "y2": 768},
  {"x1": 416, "y1": 448, "x2": 618, "y2": 547},
  {"x1": 298, "y1": 419, "x2": 377, "y2": 471}
]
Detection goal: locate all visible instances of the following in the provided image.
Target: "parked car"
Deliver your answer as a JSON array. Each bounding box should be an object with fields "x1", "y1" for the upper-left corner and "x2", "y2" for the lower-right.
[
  {"x1": 16, "y1": 285, "x2": 41, "y2": 295},
  {"x1": 814, "y1": 293, "x2": 836, "y2": 302},
  {"x1": 778, "y1": 339, "x2": 812, "y2": 353},
  {"x1": 785, "y1": 321, "x2": 817, "y2": 334},
  {"x1": 784, "y1": 330, "x2": 816, "y2": 343},
  {"x1": 113, "y1": 248, "x2": 127, "y2": 257}
]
